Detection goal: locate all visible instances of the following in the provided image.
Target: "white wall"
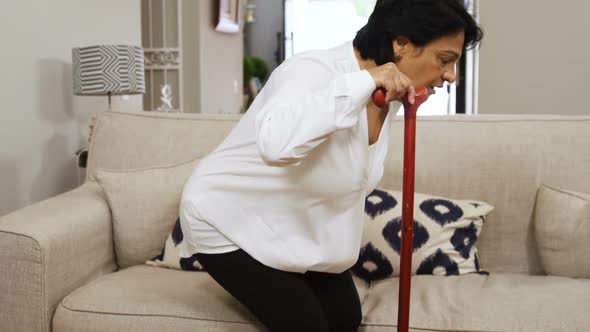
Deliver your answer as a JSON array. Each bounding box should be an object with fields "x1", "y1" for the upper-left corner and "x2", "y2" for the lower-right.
[
  {"x1": 181, "y1": 0, "x2": 201, "y2": 114},
  {"x1": 479, "y1": 0, "x2": 590, "y2": 115},
  {"x1": 197, "y1": 0, "x2": 244, "y2": 114},
  {"x1": 0, "y1": 0, "x2": 142, "y2": 216}
]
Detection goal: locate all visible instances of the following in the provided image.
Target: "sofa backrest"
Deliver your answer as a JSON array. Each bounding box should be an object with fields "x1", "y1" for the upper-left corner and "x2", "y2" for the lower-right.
[
  {"x1": 87, "y1": 111, "x2": 241, "y2": 182},
  {"x1": 88, "y1": 111, "x2": 590, "y2": 274},
  {"x1": 382, "y1": 115, "x2": 590, "y2": 274}
]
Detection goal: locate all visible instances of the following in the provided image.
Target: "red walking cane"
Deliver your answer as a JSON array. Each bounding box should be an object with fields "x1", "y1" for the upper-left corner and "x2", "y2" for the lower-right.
[{"x1": 372, "y1": 86, "x2": 431, "y2": 332}]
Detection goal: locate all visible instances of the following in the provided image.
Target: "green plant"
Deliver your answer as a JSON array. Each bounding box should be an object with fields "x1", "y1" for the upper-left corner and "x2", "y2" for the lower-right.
[
  {"x1": 250, "y1": 57, "x2": 269, "y2": 81},
  {"x1": 244, "y1": 56, "x2": 254, "y2": 84},
  {"x1": 243, "y1": 57, "x2": 256, "y2": 84},
  {"x1": 243, "y1": 56, "x2": 269, "y2": 83}
]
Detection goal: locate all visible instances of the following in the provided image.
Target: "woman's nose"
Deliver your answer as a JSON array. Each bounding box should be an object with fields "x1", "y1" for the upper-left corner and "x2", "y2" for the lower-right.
[{"x1": 443, "y1": 68, "x2": 457, "y2": 84}]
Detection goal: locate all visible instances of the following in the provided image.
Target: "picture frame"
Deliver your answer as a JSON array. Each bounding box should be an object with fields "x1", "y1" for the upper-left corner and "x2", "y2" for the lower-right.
[{"x1": 215, "y1": 0, "x2": 242, "y2": 34}]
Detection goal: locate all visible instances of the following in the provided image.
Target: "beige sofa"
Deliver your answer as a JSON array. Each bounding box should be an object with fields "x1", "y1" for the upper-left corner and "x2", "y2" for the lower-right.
[{"x1": 1, "y1": 111, "x2": 589, "y2": 332}]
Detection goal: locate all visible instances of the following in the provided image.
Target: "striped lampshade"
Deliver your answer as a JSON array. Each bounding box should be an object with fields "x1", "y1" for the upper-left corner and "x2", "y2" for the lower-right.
[{"x1": 72, "y1": 45, "x2": 145, "y2": 96}]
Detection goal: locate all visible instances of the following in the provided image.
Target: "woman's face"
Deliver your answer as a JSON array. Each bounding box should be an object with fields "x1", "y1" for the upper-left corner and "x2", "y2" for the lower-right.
[{"x1": 393, "y1": 31, "x2": 465, "y2": 91}]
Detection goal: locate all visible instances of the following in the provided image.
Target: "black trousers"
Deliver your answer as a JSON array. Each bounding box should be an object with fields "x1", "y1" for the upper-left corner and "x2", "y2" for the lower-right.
[{"x1": 195, "y1": 249, "x2": 362, "y2": 332}]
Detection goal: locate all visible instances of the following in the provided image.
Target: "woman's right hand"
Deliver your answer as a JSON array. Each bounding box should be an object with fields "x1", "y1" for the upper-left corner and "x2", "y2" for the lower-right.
[{"x1": 367, "y1": 62, "x2": 415, "y2": 105}]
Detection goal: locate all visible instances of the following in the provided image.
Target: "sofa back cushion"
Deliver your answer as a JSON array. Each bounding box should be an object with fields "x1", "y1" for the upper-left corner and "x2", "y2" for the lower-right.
[
  {"x1": 534, "y1": 184, "x2": 590, "y2": 278},
  {"x1": 95, "y1": 157, "x2": 200, "y2": 268}
]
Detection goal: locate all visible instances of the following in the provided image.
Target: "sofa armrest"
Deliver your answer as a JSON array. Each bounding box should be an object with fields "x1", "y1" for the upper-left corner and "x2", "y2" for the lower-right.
[{"x1": 0, "y1": 181, "x2": 117, "y2": 332}]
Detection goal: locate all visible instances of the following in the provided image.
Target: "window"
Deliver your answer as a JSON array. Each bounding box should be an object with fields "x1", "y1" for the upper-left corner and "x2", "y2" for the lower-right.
[{"x1": 284, "y1": 0, "x2": 477, "y2": 116}]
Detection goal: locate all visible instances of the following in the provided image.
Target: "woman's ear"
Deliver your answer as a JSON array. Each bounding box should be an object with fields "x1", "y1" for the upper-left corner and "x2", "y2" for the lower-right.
[{"x1": 393, "y1": 36, "x2": 410, "y2": 54}]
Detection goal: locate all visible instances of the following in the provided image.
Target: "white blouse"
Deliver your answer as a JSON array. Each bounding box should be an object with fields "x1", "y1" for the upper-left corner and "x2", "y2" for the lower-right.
[{"x1": 179, "y1": 40, "x2": 402, "y2": 274}]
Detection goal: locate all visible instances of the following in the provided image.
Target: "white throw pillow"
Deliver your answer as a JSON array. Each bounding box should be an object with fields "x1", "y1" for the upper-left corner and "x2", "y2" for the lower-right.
[
  {"x1": 534, "y1": 184, "x2": 590, "y2": 278},
  {"x1": 352, "y1": 188, "x2": 494, "y2": 282}
]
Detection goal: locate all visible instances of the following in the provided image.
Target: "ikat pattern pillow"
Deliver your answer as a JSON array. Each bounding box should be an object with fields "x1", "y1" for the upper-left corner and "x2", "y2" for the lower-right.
[
  {"x1": 146, "y1": 216, "x2": 205, "y2": 271},
  {"x1": 352, "y1": 188, "x2": 494, "y2": 282}
]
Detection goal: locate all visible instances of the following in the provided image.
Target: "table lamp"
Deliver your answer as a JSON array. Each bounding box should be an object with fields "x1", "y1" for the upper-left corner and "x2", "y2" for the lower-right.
[{"x1": 72, "y1": 44, "x2": 145, "y2": 110}]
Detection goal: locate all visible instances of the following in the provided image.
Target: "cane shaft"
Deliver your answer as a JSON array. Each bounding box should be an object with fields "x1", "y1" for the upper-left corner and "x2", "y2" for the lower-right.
[
  {"x1": 397, "y1": 109, "x2": 417, "y2": 332},
  {"x1": 397, "y1": 85, "x2": 430, "y2": 332},
  {"x1": 370, "y1": 86, "x2": 429, "y2": 332}
]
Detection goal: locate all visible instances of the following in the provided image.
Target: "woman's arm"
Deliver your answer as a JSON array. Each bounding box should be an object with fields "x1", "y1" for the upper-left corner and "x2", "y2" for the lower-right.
[{"x1": 255, "y1": 58, "x2": 375, "y2": 167}]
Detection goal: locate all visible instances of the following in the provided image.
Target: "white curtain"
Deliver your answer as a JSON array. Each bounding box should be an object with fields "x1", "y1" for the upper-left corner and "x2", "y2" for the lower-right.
[{"x1": 463, "y1": 0, "x2": 480, "y2": 114}]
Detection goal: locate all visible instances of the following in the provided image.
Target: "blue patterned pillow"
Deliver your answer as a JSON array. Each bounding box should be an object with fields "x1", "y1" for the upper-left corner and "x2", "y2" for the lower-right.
[
  {"x1": 352, "y1": 188, "x2": 494, "y2": 282},
  {"x1": 146, "y1": 217, "x2": 205, "y2": 272}
]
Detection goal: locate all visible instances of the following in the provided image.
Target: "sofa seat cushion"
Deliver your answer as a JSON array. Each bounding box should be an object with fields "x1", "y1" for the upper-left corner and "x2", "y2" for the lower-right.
[
  {"x1": 53, "y1": 264, "x2": 370, "y2": 331},
  {"x1": 361, "y1": 273, "x2": 590, "y2": 332}
]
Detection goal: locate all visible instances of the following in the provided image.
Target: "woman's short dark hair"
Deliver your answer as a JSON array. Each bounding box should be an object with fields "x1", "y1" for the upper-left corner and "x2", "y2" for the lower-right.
[{"x1": 353, "y1": 0, "x2": 484, "y2": 65}]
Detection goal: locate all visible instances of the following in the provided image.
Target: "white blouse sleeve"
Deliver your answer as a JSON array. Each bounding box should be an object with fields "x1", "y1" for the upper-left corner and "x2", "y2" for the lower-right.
[{"x1": 254, "y1": 58, "x2": 376, "y2": 167}]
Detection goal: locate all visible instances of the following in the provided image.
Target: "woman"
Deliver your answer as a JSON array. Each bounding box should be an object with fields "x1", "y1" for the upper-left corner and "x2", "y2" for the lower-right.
[{"x1": 179, "y1": 0, "x2": 483, "y2": 330}]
